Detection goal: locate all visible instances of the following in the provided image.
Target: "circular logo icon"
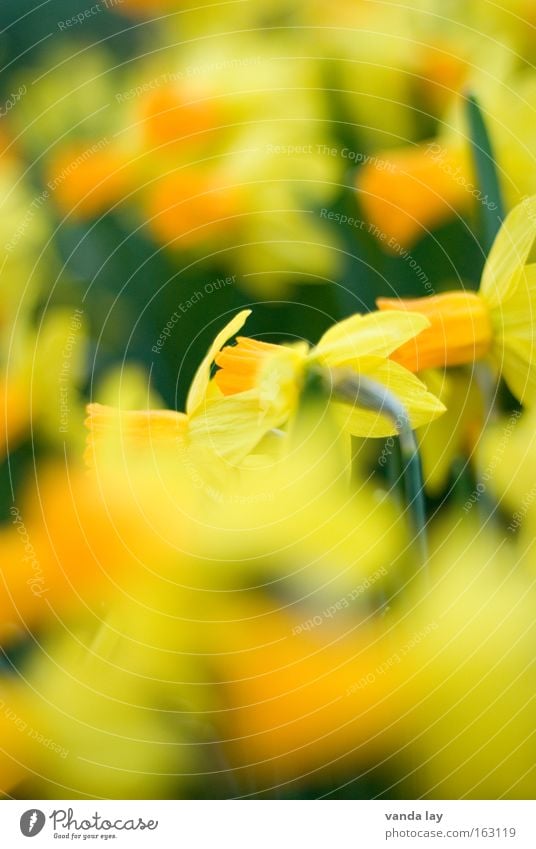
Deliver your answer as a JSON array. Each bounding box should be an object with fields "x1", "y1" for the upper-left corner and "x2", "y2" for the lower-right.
[{"x1": 20, "y1": 810, "x2": 46, "y2": 837}]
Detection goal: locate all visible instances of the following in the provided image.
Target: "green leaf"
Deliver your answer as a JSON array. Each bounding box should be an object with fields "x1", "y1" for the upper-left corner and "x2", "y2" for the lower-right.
[{"x1": 465, "y1": 92, "x2": 505, "y2": 253}]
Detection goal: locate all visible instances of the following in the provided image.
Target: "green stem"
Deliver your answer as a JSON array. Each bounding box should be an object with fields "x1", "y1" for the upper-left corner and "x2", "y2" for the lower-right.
[{"x1": 330, "y1": 372, "x2": 429, "y2": 568}]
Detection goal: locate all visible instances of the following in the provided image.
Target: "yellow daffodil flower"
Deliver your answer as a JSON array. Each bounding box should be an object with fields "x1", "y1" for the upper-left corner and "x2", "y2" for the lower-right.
[
  {"x1": 86, "y1": 309, "x2": 286, "y2": 469},
  {"x1": 214, "y1": 310, "x2": 445, "y2": 438},
  {"x1": 377, "y1": 196, "x2": 536, "y2": 407}
]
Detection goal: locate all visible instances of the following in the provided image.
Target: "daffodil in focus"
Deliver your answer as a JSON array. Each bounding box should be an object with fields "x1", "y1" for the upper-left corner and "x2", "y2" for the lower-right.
[
  {"x1": 85, "y1": 309, "x2": 286, "y2": 471},
  {"x1": 377, "y1": 196, "x2": 536, "y2": 407},
  {"x1": 214, "y1": 310, "x2": 445, "y2": 438}
]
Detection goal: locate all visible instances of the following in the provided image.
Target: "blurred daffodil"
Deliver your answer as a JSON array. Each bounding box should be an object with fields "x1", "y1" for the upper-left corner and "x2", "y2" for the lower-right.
[
  {"x1": 8, "y1": 410, "x2": 406, "y2": 797},
  {"x1": 40, "y1": 34, "x2": 342, "y2": 295},
  {"x1": 215, "y1": 595, "x2": 403, "y2": 788},
  {"x1": 0, "y1": 147, "x2": 86, "y2": 456},
  {"x1": 391, "y1": 522, "x2": 536, "y2": 799},
  {"x1": 357, "y1": 142, "x2": 473, "y2": 250},
  {"x1": 358, "y1": 66, "x2": 536, "y2": 249},
  {"x1": 4, "y1": 622, "x2": 201, "y2": 799}
]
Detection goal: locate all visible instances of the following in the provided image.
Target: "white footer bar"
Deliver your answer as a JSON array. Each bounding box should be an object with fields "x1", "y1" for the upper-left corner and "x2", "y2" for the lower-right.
[{"x1": 2, "y1": 800, "x2": 535, "y2": 848}]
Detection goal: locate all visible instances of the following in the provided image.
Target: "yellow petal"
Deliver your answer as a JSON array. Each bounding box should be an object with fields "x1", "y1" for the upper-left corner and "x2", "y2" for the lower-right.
[
  {"x1": 84, "y1": 403, "x2": 188, "y2": 467},
  {"x1": 377, "y1": 292, "x2": 492, "y2": 371},
  {"x1": 188, "y1": 391, "x2": 285, "y2": 465},
  {"x1": 314, "y1": 310, "x2": 430, "y2": 366},
  {"x1": 480, "y1": 195, "x2": 536, "y2": 309},
  {"x1": 186, "y1": 310, "x2": 251, "y2": 414},
  {"x1": 331, "y1": 357, "x2": 446, "y2": 438},
  {"x1": 497, "y1": 344, "x2": 536, "y2": 408},
  {"x1": 490, "y1": 262, "x2": 536, "y2": 406}
]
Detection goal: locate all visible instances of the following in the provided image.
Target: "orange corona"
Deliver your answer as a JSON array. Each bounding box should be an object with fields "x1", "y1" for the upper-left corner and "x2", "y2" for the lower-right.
[
  {"x1": 377, "y1": 292, "x2": 493, "y2": 372},
  {"x1": 214, "y1": 337, "x2": 284, "y2": 395}
]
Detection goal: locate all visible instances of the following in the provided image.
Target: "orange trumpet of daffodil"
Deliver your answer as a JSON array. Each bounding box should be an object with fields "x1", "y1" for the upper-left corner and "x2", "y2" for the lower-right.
[{"x1": 377, "y1": 196, "x2": 536, "y2": 407}]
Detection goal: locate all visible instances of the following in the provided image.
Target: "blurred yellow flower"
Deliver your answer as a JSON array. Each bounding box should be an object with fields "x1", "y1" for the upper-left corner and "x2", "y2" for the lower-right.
[
  {"x1": 216, "y1": 596, "x2": 402, "y2": 787},
  {"x1": 46, "y1": 142, "x2": 134, "y2": 220},
  {"x1": 357, "y1": 144, "x2": 472, "y2": 249},
  {"x1": 14, "y1": 622, "x2": 200, "y2": 799},
  {"x1": 1, "y1": 309, "x2": 89, "y2": 459},
  {"x1": 0, "y1": 398, "x2": 408, "y2": 798},
  {"x1": 0, "y1": 681, "x2": 35, "y2": 795},
  {"x1": 358, "y1": 66, "x2": 536, "y2": 249},
  {"x1": 0, "y1": 148, "x2": 86, "y2": 456},
  {"x1": 34, "y1": 33, "x2": 343, "y2": 294},
  {"x1": 0, "y1": 458, "x2": 186, "y2": 647},
  {"x1": 378, "y1": 196, "x2": 536, "y2": 406},
  {"x1": 392, "y1": 523, "x2": 536, "y2": 799}
]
